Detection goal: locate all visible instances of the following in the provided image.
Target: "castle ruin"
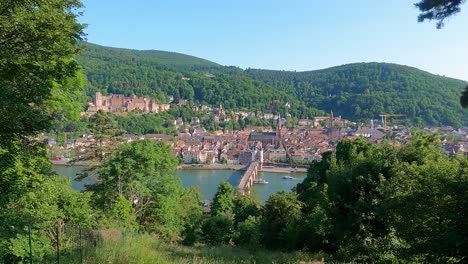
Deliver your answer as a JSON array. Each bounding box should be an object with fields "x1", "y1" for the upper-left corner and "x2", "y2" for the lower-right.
[{"x1": 87, "y1": 92, "x2": 170, "y2": 113}]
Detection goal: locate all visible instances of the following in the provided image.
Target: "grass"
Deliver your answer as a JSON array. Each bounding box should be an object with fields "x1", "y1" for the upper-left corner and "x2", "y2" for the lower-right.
[{"x1": 82, "y1": 234, "x2": 326, "y2": 264}]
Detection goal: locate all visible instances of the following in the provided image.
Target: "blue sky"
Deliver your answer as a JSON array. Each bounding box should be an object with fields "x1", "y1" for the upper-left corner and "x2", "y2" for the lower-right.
[{"x1": 79, "y1": 0, "x2": 468, "y2": 81}]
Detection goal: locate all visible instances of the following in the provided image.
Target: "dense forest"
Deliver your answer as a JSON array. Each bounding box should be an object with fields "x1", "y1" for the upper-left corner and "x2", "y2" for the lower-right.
[
  {"x1": 77, "y1": 43, "x2": 321, "y2": 119},
  {"x1": 246, "y1": 63, "x2": 468, "y2": 126},
  {"x1": 78, "y1": 43, "x2": 467, "y2": 127}
]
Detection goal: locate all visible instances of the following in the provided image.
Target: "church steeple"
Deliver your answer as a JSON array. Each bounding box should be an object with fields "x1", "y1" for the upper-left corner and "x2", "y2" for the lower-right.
[
  {"x1": 329, "y1": 110, "x2": 334, "y2": 128},
  {"x1": 277, "y1": 114, "x2": 282, "y2": 138}
]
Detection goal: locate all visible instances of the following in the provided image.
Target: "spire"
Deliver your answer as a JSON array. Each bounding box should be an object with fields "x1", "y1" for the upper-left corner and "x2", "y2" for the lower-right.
[{"x1": 277, "y1": 114, "x2": 282, "y2": 138}]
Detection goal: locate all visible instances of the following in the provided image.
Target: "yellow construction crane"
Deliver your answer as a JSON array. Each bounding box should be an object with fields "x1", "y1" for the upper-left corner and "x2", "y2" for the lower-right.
[{"x1": 379, "y1": 114, "x2": 406, "y2": 129}]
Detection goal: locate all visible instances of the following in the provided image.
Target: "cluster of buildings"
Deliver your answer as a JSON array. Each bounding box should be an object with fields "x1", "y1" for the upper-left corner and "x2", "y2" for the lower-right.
[
  {"x1": 47, "y1": 108, "x2": 468, "y2": 165},
  {"x1": 85, "y1": 92, "x2": 170, "y2": 114},
  {"x1": 45, "y1": 92, "x2": 468, "y2": 164}
]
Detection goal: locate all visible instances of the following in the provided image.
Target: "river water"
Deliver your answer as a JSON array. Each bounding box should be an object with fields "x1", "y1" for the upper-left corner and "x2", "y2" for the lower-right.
[{"x1": 52, "y1": 165, "x2": 306, "y2": 202}]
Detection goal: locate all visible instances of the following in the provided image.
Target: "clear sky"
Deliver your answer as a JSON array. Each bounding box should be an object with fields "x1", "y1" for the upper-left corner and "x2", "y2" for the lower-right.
[{"x1": 79, "y1": 0, "x2": 468, "y2": 81}]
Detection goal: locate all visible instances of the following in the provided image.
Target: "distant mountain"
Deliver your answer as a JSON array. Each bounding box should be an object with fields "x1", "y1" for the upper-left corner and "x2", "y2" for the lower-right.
[
  {"x1": 77, "y1": 43, "x2": 467, "y2": 126},
  {"x1": 246, "y1": 63, "x2": 467, "y2": 126}
]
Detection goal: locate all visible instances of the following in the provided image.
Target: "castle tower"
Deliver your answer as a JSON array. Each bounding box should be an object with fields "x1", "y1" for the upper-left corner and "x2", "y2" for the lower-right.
[{"x1": 95, "y1": 92, "x2": 103, "y2": 107}]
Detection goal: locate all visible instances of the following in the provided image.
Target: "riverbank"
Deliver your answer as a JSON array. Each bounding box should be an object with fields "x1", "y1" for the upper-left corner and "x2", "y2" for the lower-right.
[
  {"x1": 260, "y1": 167, "x2": 307, "y2": 173},
  {"x1": 177, "y1": 163, "x2": 307, "y2": 173},
  {"x1": 177, "y1": 163, "x2": 245, "y2": 171},
  {"x1": 53, "y1": 160, "x2": 307, "y2": 174}
]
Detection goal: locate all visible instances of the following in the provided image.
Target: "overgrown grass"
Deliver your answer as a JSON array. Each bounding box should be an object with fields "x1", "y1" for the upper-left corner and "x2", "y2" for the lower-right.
[{"x1": 83, "y1": 234, "x2": 326, "y2": 264}]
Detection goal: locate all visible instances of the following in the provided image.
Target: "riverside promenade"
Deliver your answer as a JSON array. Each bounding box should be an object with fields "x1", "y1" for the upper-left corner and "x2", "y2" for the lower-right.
[{"x1": 178, "y1": 163, "x2": 307, "y2": 173}]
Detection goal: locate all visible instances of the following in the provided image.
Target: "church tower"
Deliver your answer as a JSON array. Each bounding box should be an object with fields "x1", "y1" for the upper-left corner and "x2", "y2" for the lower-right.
[
  {"x1": 276, "y1": 114, "x2": 282, "y2": 138},
  {"x1": 329, "y1": 110, "x2": 334, "y2": 128}
]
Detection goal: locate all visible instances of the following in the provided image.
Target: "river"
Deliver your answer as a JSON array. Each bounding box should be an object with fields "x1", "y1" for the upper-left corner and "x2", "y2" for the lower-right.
[{"x1": 52, "y1": 165, "x2": 306, "y2": 202}]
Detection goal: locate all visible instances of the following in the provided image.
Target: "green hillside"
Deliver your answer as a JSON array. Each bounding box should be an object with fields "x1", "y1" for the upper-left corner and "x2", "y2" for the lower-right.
[
  {"x1": 77, "y1": 43, "x2": 467, "y2": 126},
  {"x1": 77, "y1": 42, "x2": 320, "y2": 118},
  {"x1": 246, "y1": 63, "x2": 467, "y2": 126},
  {"x1": 80, "y1": 42, "x2": 220, "y2": 70}
]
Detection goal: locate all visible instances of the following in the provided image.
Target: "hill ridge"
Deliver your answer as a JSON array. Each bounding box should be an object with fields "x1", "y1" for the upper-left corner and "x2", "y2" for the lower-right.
[{"x1": 78, "y1": 43, "x2": 467, "y2": 127}]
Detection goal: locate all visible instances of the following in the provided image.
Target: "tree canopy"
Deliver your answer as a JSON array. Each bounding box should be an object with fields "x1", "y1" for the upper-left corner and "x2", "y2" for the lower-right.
[
  {"x1": 211, "y1": 181, "x2": 235, "y2": 217},
  {"x1": 0, "y1": 0, "x2": 85, "y2": 143},
  {"x1": 295, "y1": 134, "x2": 467, "y2": 262},
  {"x1": 415, "y1": 0, "x2": 466, "y2": 28},
  {"x1": 461, "y1": 85, "x2": 468, "y2": 108},
  {"x1": 91, "y1": 139, "x2": 202, "y2": 239},
  {"x1": 247, "y1": 63, "x2": 467, "y2": 126}
]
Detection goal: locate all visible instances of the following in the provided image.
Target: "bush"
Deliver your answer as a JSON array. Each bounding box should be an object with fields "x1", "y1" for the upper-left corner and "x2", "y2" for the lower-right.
[
  {"x1": 201, "y1": 215, "x2": 233, "y2": 245},
  {"x1": 233, "y1": 216, "x2": 261, "y2": 248}
]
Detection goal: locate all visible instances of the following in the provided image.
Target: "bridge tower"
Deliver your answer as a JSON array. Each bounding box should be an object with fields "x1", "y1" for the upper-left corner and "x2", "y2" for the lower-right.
[{"x1": 259, "y1": 148, "x2": 264, "y2": 169}]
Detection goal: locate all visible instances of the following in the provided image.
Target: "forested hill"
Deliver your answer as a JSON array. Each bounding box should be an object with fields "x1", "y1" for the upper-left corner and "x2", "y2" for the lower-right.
[
  {"x1": 77, "y1": 42, "x2": 321, "y2": 118},
  {"x1": 246, "y1": 63, "x2": 467, "y2": 126},
  {"x1": 79, "y1": 42, "x2": 220, "y2": 70},
  {"x1": 77, "y1": 42, "x2": 467, "y2": 126}
]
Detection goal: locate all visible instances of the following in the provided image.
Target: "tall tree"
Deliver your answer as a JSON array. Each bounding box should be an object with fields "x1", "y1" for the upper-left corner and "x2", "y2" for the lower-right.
[
  {"x1": 0, "y1": 0, "x2": 85, "y2": 143},
  {"x1": 211, "y1": 181, "x2": 235, "y2": 217},
  {"x1": 296, "y1": 134, "x2": 467, "y2": 262},
  {"x1": 0, "y1": 1, "x2": 89, "y2": 261},
  {"x1": 92, "y1": 139, "x2": 202, "y2": 240},
  {"x1": 383, "y1": 134, "x2": 468, "y2": 262},
  {"x1": 93, "y1": 139, "x2": 178, "y2": 214},
  {"x1": 260, "y1": 191, "x2": 303, "y2": 250},
  {"x1": 85, "y1": 110, "x2": 125, "y2": 161}
]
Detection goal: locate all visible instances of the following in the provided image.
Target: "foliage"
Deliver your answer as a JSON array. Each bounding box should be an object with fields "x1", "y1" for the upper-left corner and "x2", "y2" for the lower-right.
[
  {"x1": 112, "y1": 111, "x2": 177, "y2": 135},
  {"x1": 383, "y1": 135, "x2": 468, "y2": 262},
  {"x1": 233, "y1": 216, "x2": 261, "y2": 249},
  {"x1": 296, "y1": 134, "x2": 468, "y2": 262},
  {"x1": 178, "y1": 187, "x2": 204, "y2": 245},
  {"x1": 177, "y1": 186, "x2": 204, "y2": 234},
  {"x1": 92, "y1": 139, "x2": 177, "y2": 217},
  {"x1": 92, "y1": 139, "x2": 202, "y2": 240},
  {"x1": 211, "y1": 181, "x2": 235, "y2": 217},
  {"x1": 260, "y1": 192, "x2": 303, "y2": 250},
  {"x1": 77, "y1": 42, "x2": 322, "y2": 119},
  {"x1": 461, "y1": 85, "x2": 468, "y2": 108},
  {"x1": 246, "y1": 63, "x2": 468, "y2": 127},
  {"x1": 85, "y1": 233, "x2": 325, "y2": 264},
  {"x1": 0, "y1": 0, "x2": 94, "y2": 262},
  {"x1": 100, "y1": 194, "x2": 138, "y2": 230},
  {"x1": 0, "y1": 0, "x2": 85, "y2": 142},
  {"x1": 81, "y1": 110, "x2": 126, "y2": 163},
  {"x1": 1, "y1": 175, "x2": 93, "y2": 262},
  {"x1": 80, "y1": 42, "x2": 220, "y2": 71},
  {"x1": 415, "y1": 0, "x2": 466, "y2": 28},
  {"x1": 201, "y1": 215, "x2": 233, "y2": 246},
  {"x1": 77, "y1": 42, "x2": 468, "y2": 126},
  {"x1": 232, "y1": 195, "x2": 261, "y2": 226},
  {"x1": 73, "y1": 110, "x2": 127, "y2": 183},
  {"x1": 0, "y1": 142, "x2": 51, "y2": 208}
]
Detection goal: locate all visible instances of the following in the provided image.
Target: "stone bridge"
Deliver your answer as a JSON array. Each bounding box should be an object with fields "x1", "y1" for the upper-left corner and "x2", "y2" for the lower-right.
[{"x1": 237, "y1": 161, "x2": 259, "y2": 196}]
